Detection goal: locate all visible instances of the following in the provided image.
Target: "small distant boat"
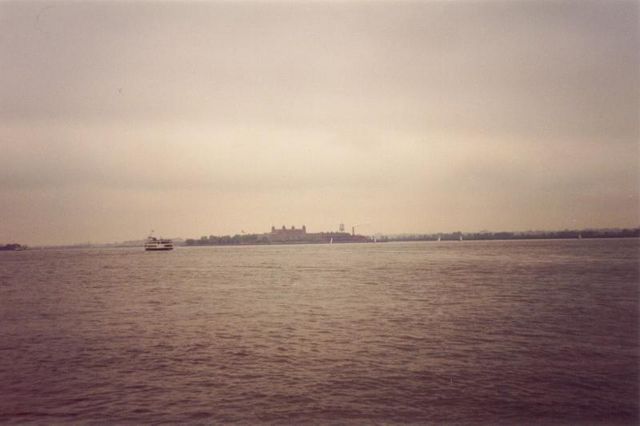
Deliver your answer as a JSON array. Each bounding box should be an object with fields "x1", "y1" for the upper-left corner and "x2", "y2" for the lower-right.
[{"x1": 145, "y1": 235, "x2": 173, "y2": 251}]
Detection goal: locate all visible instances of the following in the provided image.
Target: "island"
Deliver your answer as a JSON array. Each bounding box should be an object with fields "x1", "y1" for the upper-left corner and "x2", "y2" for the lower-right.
[{"x1": 185, "y1": 225, "x2": 374, "y2": 246}]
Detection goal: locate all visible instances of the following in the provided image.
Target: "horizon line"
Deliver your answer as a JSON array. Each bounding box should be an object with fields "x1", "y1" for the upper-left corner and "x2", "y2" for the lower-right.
[{"x1": 11, "y1": 225, "x2": 640, "y2": 248}]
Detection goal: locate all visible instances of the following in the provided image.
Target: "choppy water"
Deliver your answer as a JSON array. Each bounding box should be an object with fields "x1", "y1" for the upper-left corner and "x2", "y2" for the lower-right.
[{"x1": 0, "y1": 239, "x2": 638, "y2": 424}]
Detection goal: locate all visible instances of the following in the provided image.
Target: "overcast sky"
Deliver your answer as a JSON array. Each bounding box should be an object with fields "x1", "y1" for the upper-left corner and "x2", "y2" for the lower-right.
[{"x1": 1, "y1": 0, "x2": 638, "y2": 245}]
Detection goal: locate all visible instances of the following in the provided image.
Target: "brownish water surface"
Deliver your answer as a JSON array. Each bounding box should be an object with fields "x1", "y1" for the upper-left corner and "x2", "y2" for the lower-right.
[{"x1": 1, "y1": 239, "x2": 638, "y2": 423}]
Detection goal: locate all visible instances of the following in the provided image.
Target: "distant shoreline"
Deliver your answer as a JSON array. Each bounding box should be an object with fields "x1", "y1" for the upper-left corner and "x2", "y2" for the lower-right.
[
  {"x1": 0, "y1": 243, "x2": 27, "y2": 251},
  {"x1": 185, "y1": 228, "x2": 639, "y2": 247},
  {"x1": 5, "y1": 228, "x2": 638, "y2": 250},
  {"x1": 385, "y1": 228, "x2": 639, "y2": 243}
]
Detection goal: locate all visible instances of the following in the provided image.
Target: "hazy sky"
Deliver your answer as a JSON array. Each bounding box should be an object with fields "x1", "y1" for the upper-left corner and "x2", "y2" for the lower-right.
[{"x1": 1, "y1": 0, "x2": 638, "y2": 245}]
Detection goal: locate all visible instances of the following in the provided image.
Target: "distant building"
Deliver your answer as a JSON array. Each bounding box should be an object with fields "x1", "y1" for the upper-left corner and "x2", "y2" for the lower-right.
[
  {"x1": 266, "y1": 224, "x2": 369, "y2": 244},
  {"x1": 269, "y1": 225, "x2": 308, "y2": 242}
]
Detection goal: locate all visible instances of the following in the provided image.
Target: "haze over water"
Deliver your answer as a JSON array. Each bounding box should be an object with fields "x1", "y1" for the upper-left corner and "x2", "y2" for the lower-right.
[
  {"x1": 1, "y1": 0, "x2": 638, "y2": 245},
  {"x1": 2, "y1": 1, "x2": 638, "y2": 422},
  {"x1": 1, "y1": 239, "x2": 637, "y2": 424}
]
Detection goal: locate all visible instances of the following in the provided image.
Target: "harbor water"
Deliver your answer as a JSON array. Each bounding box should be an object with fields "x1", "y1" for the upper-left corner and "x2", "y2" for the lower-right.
[{"x1": 0, "y1": 239, "x2": 638, "y2": 424}]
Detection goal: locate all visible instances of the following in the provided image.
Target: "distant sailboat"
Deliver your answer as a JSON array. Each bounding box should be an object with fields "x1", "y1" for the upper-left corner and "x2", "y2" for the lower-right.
[
  {"x1": 437, "y1": 235, "x2": 441, "y2": 242},
  {"x1": 330, "y1": 237, "x2": 333, "y2": 244},
  {"x1": 459, "y1": 235, "x2": 463, "y2": 241}
]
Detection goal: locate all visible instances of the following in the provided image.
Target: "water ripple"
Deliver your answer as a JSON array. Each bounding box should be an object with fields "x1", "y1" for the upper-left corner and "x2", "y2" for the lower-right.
[{"x1": 0, "y1": 239, "x2": 637, "y2": 423}]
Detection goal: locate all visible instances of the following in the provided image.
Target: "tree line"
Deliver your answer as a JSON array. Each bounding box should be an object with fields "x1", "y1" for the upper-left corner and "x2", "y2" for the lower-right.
[{"x1": 387, "y1": 228, "x2": 640, "y2": 242}]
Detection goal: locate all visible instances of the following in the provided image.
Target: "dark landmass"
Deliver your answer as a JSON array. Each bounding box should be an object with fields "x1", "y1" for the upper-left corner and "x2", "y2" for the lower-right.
[
  {"x1": 186, "y1": 225, "x2": 371, "y2": 246},
  {"x1": 12, "y1": 227, "x2": 639, "y2": 250},
  {"x1": 185, "y1": 226, "x2": 639, "y2": 247},
  {"x1": 0, "y1": 243, "x2": 27, "y2": 251},
  {"x1": 387, "y1": 228, "x2": 640, "y2": 242},
  {"x1": 186, "y1": 232, "x2": 371, "y2": 246}
]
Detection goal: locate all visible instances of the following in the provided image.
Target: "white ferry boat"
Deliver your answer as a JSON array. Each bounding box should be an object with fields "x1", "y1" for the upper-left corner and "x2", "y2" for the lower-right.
[{"x1": 144, "y1": 236, "x2": 174, "y2": 251}]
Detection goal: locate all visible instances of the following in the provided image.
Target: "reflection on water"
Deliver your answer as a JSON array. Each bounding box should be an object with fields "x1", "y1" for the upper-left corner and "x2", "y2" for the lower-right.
[{"x1": 0, "y1": 239, "x2": 638, "y2": 423}]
